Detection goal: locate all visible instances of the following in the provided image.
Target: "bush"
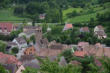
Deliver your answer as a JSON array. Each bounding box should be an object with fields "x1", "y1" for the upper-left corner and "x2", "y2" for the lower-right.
[
  {"x1": 11, "y1": 47, "x2": 19, "y2": 54},
  {"x1": 14, "y1": 6, "x2": 24, "y2": 16}
]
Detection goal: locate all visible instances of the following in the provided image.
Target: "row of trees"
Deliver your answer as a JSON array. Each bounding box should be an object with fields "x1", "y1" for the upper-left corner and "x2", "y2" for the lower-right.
[
  {"x1": 13, "y1": 1, "x2": 63, "y2": 24},
  {"x1": 44, "y1": 25, "x2": 101, "y2": 45},
  {"x1": 22, "y1": 55, "x2": 110, "y2": 73}
]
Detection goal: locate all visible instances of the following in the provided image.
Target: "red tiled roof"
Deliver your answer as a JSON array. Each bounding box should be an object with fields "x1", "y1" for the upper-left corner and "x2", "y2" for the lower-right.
[
  {"x1": 78, "y1": 42, "x2": 89, "y2": 47},
  {"x1": 80, "y1": 27, "x2": 89, "y2": 32},
  {"x1": 63, "y1": 24, "x2": 73, "y2": 31},
  {"x1": 0, "y1": 52, "x2": 21, "y2": 66},
  {"x1": 0, "y1": 22, "x2": 14, "y2": 32},
  {"x1": 74, "y1": 51, "x2": 87, "y2": 57}
]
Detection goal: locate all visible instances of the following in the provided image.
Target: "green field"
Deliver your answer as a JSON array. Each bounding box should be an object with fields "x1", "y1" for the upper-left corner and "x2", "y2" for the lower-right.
[
  {"x1": 0, "y1": 2, "x2": 109, "y2": 23},
  {"x1": 66, "y1": 8, "x2": 108, "y2": 23},
  {"x1": 63, "y1": 2, "x2": 110, "y2": 23},
  {"x1": 63, "y1": 7, "x2": 83, "y2": 21},
  {"x1": 0, "y1": 8, "x2": 28, "y2": 22}
]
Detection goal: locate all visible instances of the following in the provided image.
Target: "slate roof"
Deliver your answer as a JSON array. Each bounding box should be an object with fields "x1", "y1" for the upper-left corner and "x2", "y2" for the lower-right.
[
  {"x1": 36, "y1": 48, "x2": 62, "y2": 57},
  {"x1": 59, "y1": 56, "x2": 67, "y2": 66},
  {"x1": 19, "y1": 55, "x2": 40, "y2": 69},
  {"x1": 3, "y1": 64, "x2": 17, "y2": 73},
  {"x1": 49, "y1": 43, "x2": 64, "y2": 50},
  {"x1": 19, "y1": 55, "x2": 35, "y2": 62},
  {"x1": 95, "y1": 31, "x2": 106, "y2": 36},
  {"x1": 7, "y1": 42, "x2": 17, "y2": 46},
  {"x1": 97, "y1": 25, "x2": 104, "y2": 30},
  {"x1": 15, "y1": 37, "x2": 27, "y2": 45},
  {"x1": 24, "y1": 25, "x2": 41, "y2": 29}
]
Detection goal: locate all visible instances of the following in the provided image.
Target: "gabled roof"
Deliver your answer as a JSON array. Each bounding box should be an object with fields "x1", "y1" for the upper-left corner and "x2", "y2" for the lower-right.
[
  {"x1": 24, "y1": 25, "x2": 41, "y2": 29},
  {"x1": 24, "y1": 46, "x2": 36, "y2": 55},
  {"x1": 19, "y1": 55, "x2": 35, "y2": 62},
  {"x1": 63, "y1": 23, "x2": 73, "y2": 31},
  {"x1": 80, "y1": 27, "x2": 90, "y2": 32},
  {"x1": 0, "y1": 22, "x2": 13, "y2": 32},
  {"x1": 0, "y1": 52, "x2": 21, "y2": 66},
  {"x1": 19, "y1": 55, "x2": 40, "y2": 69},
  {"x1": 78, "y1": 42, "x2": 89, "y2": 47},
  {"x1": 74, "y1": 51, "x2": 87, "y2": 57},
  {"x1": 59, "y1": 56, "x2": 67, "y2": 66},
  {"x1": 36, "y1": 48, "x2": 62, "y2": 57},
  {"x1": 7, "y1": 42, "x2": 17, "y2": 46},
  {"x1": 14, "y1": 37, "x2": 27, "y2": 45},
  {"x1": 95, "y1": 31, "x2": 106, "y2": 36},
  {"x1": 3, "y1": 64, "x2": 17, "y2": 73},
  {"x1": 96, "y1": 25, "x2": 104, "y2": 30},
  {"x1": 49, "y1": 43, "x2": 63, "y2": 50}
]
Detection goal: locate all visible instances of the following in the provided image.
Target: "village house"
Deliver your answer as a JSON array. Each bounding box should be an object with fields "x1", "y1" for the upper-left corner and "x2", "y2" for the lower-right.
[
  {"x1": 63, "y1": 23, "x2": 73, "y2": 31},
  {"x1": 3, "y1": 64, "x2": 17, "y2": 73},
  {"x1": 19, "y1": 55, "x2": 40, "y2": 69},
  {"x1": 37, "y1": 38, "x2": 49, "y2": 48},
  {"x1": 24, "y1": 46, "x2": 36, "y2": 55},
  {"x1": 0, "y1": 22, "x2": 14, "y2": 35},
  {"x1": 94, "y1": 25, "x2": 107, "y2": 39},
  {"x1": 80, "y1": 27, "x2": 90, "y2": 32},
  {"x1": 19, "y1": 30, "x2": 36, "y2": 39},
  {"x1": 6, "y1": 42, "x2": 18, "y2": 53},
  {"x1": 35, "y1": 41, "x2": 70, "y2": 57},
  {"x1": 23, "y1": 25, "x2": 42, "y2": 40},
  {"x1": 59, "y1": 56, "x2": 67, "y2": 66},
  {"x1": 16, "y1": 65, "x2": 25, "y2": 73},
  {"x1": 0, "y1": 52, "x2": 25, "y2": 73},
  {"x1": 77, "y1": 42, "x2": 89, "y2": 51},
  {"x1": 39, "y1": 13, "x2": 46, "y2": 20},
  {"x1": 13, "y1": 37, "x2": 27, "y2": 49},
  {"x1": 74, "y1": 42, "x2": 110, "y2": 58},
  {"x1": 0, "y1": 52, "x2": 21, "y2": 65}
]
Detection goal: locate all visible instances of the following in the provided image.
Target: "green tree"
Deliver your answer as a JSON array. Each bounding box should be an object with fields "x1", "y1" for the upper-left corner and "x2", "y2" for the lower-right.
[
  {"x1": 23, "y1": 67, "x2": 38, "y2": 73},
  {"x1": 30, "y1": 35, "x2": 36, "y2": 44},
  {"x1": 61, "y1": 49, "x2": 73, "y2": 62},
  {"x1": 14, "y1": 6, "x2": 24, "y2": 16},
  {"x1": 36, "y1": 57, "x2": 82, "y2": 73},
  {"x1": 26, "y1": 2, "x2": 45, "y2": 25},
  {"x1": 100, "y1": 57, "x2": 110, "y2": 73},
  {"x1": 11, "y1": 47, "x2": 19, "y2": 54},
  {"x1": 0, "y1": 41, "x2": 7, "y2": 53},
  {"x1": 0, "y1": 65, "x2": 7, "y2": 73}
]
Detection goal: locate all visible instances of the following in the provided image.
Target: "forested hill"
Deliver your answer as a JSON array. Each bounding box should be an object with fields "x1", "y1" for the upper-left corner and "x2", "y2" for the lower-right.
[{"x1": 0, "y1": 0, "x2": 110, "y2": 24}]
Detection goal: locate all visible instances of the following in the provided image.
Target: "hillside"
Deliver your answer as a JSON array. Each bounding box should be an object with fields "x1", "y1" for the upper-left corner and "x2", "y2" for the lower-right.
[
  {"x1": 0, "y1": 8, "x2": 29, "y2": 22},
  {"x1": 63, "y1": 2, "x2": 110, "y2": 23}
]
